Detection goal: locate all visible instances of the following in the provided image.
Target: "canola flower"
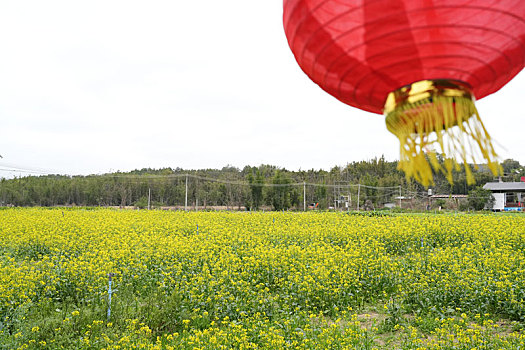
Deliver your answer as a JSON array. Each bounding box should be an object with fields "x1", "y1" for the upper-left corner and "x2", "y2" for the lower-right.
[{"x1": 0, "y1": 208, "x2": 524, "y2": 349}]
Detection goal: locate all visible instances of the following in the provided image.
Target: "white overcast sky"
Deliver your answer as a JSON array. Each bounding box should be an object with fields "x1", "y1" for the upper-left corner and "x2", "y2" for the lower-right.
[{"x1": 0, "y1": 1, "x2": 524, "y2": 177}]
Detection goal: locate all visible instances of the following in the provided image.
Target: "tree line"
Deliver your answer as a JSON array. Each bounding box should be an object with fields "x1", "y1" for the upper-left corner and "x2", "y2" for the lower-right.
[{"x1": 0, "y1": 157, "x2": 523, "y2": 210}]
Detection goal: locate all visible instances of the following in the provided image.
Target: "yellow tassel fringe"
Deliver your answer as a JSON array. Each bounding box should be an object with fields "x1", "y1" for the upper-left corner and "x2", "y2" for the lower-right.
[{"x1": 384, "y1": 80, "x2": 501, "y2": 187}]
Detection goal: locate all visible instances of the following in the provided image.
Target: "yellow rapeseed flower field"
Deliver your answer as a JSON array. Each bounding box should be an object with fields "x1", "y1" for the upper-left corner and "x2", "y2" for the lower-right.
[{"x1": 1, "y1": 208, "x2": 524, "y2": 349}]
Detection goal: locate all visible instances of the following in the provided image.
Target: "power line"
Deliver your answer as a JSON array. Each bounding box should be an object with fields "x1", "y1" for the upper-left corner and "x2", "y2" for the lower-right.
[
  {"x1": 90, "y1": 173, "x2": 406, "y2": 190},
  {"x1": 0, "y1": 167, "x2": 47, "y2": 175},
  {"x1": 0, "y1": 162, "x2": 60, "y2": 175},
  {"x1": 0, "y1": 171, "x2": 484, "y2": 203},
  {"x1": 0, "y1": 171, "x2": 413, "y2": 201}
]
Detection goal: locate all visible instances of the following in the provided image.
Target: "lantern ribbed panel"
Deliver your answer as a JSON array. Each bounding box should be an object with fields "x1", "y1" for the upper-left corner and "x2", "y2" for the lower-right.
[{"x1": 284, "y1": 0, "x2": 525, "y2": 114}]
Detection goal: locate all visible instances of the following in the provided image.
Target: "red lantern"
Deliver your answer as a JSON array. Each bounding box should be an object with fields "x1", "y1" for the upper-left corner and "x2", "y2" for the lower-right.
[{"x1": 283, "y1": 0, "x2": 525, "y2": 186}]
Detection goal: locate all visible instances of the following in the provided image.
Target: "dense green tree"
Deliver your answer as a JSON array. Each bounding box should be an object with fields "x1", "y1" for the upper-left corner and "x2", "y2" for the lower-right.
[
  {"x1": 247, "y1": 169, "x2": 264, "y2": 210},
  {"x1": 468, "y1": 187, "x2": 495, "y2": 211},
  {"x1": 314, "y1": 182, "x2": 327, "y2": 209},
  {"x1": 270, "y1": 170, "x2": 292, "y2": 211},
  {"x1": 0, "y1": 158, "x2": 520, "y2": 210},
  {"x1": 502, "y1": 159, "x2": 521, "y2": 174}
]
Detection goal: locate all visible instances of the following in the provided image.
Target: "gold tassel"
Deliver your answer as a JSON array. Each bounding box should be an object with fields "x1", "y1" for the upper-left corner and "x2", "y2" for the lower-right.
[{"x1": 384, "y1": 80, "x2": 501, "y2": 187}]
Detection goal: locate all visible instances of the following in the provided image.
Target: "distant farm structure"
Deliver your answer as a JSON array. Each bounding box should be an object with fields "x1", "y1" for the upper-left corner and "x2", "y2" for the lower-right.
[{"x1": 483, "y1": 181, "x2": 525, "y2": 211}]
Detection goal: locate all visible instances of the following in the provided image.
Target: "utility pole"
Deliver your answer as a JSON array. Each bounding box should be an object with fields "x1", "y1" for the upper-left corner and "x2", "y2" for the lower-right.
[
  {"x1": 357, "y1": 184, "x2": 361, "y2": 211},
  {"x1": 185, "y1": 174, "x2": 188, "y2": 211},
  {"x1": 303, "y1": 182, "x2": 306, "y2": 211},
  {"x1": 334, "y1": 185, "x2": 337, "y2": 210},
  {"x1": 148, "y1": 188, "x2": 151, "y2": 210},
  {"x1": 195, "y1": 178, "x2": 198, "y2": 211}
]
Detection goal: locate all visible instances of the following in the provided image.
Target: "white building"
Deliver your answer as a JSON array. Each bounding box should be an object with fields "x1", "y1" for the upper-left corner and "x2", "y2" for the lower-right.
[{"x1": 483, "y1": 181, "x2": 525, "y2": 211}]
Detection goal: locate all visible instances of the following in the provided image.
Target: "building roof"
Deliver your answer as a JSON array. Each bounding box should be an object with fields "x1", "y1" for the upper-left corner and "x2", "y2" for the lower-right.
[
  {"x1": 483, "y1": 182, "x2": 525, "y2": 191},
  {"x1": 431, "y1": 194, "x2": 468, "y2": 199}
]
